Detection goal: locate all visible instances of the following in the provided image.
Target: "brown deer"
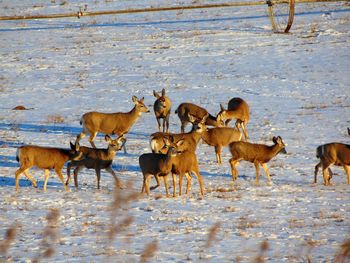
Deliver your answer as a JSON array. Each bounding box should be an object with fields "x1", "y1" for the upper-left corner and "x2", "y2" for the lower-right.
[
  {"x1": 314, "y1": 143, "x2": 350, "y2": 185},
  {"x1": 228, "y1": 136, "x2": 286, "y2": 184},
  {"x1": 171, "y1": 149, "x2": 205, "y2": 197},
  {"x1": 175, "y1": 102, "x2": 223, "y2": 133},
  {"x1": 15, "y1": 142, "x2": 82, "y2": 191},
  {"x1": 139, "y1": 139, "x2": 184, "y2": 197},
  {"x1": 76, "y1": 96, "x2": 149, "y2": 152},
  {"x1": 66, "y1": 134, "x2": 126, "y2": 190},
  {"x1": 153, "y1": 88, "x2": 172, "y2": 133},
  {"x1": 201, "y1": 127, "x2": 242, "y2": 165},
  {"x1": 217, "y1": 97, "x2": 250, "y2": 141},
  {"x1": 150, "y1": 114, "x2": 206, "y2": 154}
]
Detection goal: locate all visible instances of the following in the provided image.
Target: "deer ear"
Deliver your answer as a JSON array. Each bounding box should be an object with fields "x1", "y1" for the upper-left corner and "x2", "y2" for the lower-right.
[
  {"x1": 140, "y1": 97, "x2": 145, "y2": 103},
  {"x1": 161, "y1": 88, "x2": 166, "y2": 96},
  {"x1": 132, "y1": 95, "x2": 138, "y2": 103},
  {"x1": 272, "y1": 136, "x2": 277, "y2": 143},
  {"x1": 153, "y1": 90, "x2": 160, "y2": 99},
  {"x1": 70, "y1": 142, "x2": 75, "y2": 150},
  {"x1": 188, "y1": 113, "x2": 196, "y2": 122},
  {"x1": 105, "y1": 135, "x2": 111, "y2": 142},
  {"x1": 220, "y1": 104, "x2": 225, "y2": 111}
]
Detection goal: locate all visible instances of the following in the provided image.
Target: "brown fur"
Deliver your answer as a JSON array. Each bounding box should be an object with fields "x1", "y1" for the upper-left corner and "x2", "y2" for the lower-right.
[
  {"x1": 175, "y1": 102, "x2": 222, "y2": 133},
  {"x1": 66, "y1": 135, "x2": 126, "y2": 190},
  {"x1": 153, "y1": 88, "x2": 172, "y2": 133},
  {"x1": 201, "y1": 127, "x2": 242, "y2": 164},
  {"x1": 76, "y1": 96, "x2": 149, "y2": 149},
  {"x1": 15, "y1": 143, "x2": 82, "y2": 191},
  {"x1": 314, "y1": 143, "x2": 350, "y2": 185},
  {"x1": 217, "y1": 97, "x2": 250, "y2": 141},
  {"x1": 228, "y1": 136, "x2": 286, "y2": 184}
]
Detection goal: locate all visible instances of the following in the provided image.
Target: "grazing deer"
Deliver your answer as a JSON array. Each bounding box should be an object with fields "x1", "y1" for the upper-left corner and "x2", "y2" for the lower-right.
[
  {"x1": 171, "y1": 149, "x2": 205, "y2": 197},
  {"x1": 175, "y1": 102, "x2": 223, "y2": 133},
  {"x1": 76, "y1": 96, "x2": 149, "y2": 152},
  {"x1": 217, "y1": 97, "x2": 250, "y2": 141},
  {"x1": 201, "y1": 127, "x2": 242, "y2": 165},
  {"x1": 150, "y1": 114, "x2": 206, "y2": 154},
  {"x1": 228, "y1": 136, "x2": 286, "y2": 184},
  {"x1": 314, "y1": 143, "x2": 350, "y2": 185},
  {"x1": 139, "y1": 139, "x2": 184, "y2": 197},
  {"x1": 15, "y1": 142, "x2": 82, "y2": 191},
  {"x1": 153, "y1": 88, "x2": 172, "y2": 133},
  {"x1": 66, "y1": 134, "x2": 126, "y2": 190}
]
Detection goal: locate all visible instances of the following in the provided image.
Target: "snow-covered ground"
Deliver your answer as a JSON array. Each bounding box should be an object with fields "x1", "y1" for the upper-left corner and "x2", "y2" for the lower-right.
[{"x1": 0, "y1": 1, "x2": 349, "y2": 262}]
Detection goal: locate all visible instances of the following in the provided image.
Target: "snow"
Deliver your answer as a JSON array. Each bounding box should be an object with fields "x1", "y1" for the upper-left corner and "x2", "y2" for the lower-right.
[{"x1": 0, "y1": 0, "x2": 349, "y2": 262}]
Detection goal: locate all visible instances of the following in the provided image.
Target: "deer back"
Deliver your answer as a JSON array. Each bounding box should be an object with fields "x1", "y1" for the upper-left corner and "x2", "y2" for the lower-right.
[
  {"x1": 317, "y1": 143, "x2": 350, "y2": 166},
  {"x1": 202, "y1": 127, "x2": 242, "y2": 147}
]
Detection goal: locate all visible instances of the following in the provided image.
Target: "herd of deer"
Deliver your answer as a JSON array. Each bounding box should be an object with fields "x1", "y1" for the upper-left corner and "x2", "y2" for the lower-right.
[{"x1": 14, "y1": 89, "x2": 350, "y2": 197}]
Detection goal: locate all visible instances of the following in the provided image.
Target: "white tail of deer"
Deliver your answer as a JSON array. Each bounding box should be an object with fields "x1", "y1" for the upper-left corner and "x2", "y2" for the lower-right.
[
  {"x1": 175, "y1": 102, "x2": 223, "y2": 133},
  {"x1": 201, "y1": 126, "x2": 242, "y2": 165},
  {"x1": 76, "y1": 96, "x2": 149, "y2": 151},
  {"x1": 217, "y1": 97, "x2": 250, "y2": 141},
  {"x1": 228, "y1": 136, "x2": 286, "y2": 184},
  {"x1": 153, "y1": 88, "x2": 172, "y2": 133},
  {"x1": 15, "y1": 142, "x2": 82, "y2": 191},
  {"x1": 66, "y1": 134, "x2": 126, "y2": 189},
  {"x1": 314, "y1": 143, "x2": 350, "y2": 185}
]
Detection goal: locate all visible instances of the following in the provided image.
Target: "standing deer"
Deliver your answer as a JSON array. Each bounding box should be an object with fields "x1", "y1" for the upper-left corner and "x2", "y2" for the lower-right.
[
  {"x1": 66, "y1": 134, "x2": 126, "y2": 190},
  {"x1": 314, "y1": 143, "x2": 350, "y2": 185},
  {"x1": 217, "y1": 97, "x2": 250, "y2": 141},
  {"x1": 139, "y1": 139, "x2": 184, "y2": 197},
  {"x1": 175, "y1": 102, "x2": 223, "y2": 133},
  {"x1": 171, "y1": 149, "x2": 205, "y2": 197},
  {"x1": 201, "y1": 127, "x2": 242, "y2": 165},
  {"x1": 15, "y1": 142, "x2": 82, "y2": 191},
  {"x1": 228, "y1": 136, "x2": 286, "y2": 184},
  {"x1": 153, "y1": 88, "x2": 172, "y2": 133},
  {"x1": 76, "y1": 96, "x2": 149, "y2": 152}
]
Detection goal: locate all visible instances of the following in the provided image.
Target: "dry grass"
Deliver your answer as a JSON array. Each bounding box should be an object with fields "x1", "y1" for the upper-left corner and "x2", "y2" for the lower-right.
[
  {"x1": 0, "y1": 224, "x2": 18, "y2": 256},
  {"x1": 46, "y1": 114, "x2": 65, "y2": 123}
]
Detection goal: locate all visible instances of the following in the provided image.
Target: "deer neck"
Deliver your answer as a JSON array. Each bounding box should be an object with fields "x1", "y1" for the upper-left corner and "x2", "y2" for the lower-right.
[
  {"x1": 205, "y1": 114, "x2": 218, "y2": 126},
  {"x1": 268, "y1": 143, "x2": 283, "y2": 158}
]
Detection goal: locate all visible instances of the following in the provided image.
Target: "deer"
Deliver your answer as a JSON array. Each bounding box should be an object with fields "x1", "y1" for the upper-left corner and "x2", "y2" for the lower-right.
[
  {"x1": 175, "y1": 102, "x2": 223, "y2": 133},
  {"x1": 66, "y1": 134, "x2": 126, "y2": 190},
  {"x1": 139, "y1": 138, "x2": 184, "y2": 197},
  {"x1": 228, "y1": 136, "x2": 287, "y2": 184},
  {"x1": 153, "y1": 88, "x2": 172, "y2": 133},
  {"x1": 15, "y1": 142, "x2": 82, "y2": 191},
  {"x1": 171, "y1": 149, "x2": 205, "y2": 197},
  {"x1": 150, "y1": 113, "x2": 206, "y2": 155},
  {"x1": 314, "y1": 143, "x2": 350, "y2": 186},
  {"x1": 201, "y1": 126, "x2": 242, "y2": 165},
  {"x1": 217, "y1": 97, "x2": 250, "y2": 141},
  {"x1": 75, "y1": 96, "x2": 149, "y2": 153}
]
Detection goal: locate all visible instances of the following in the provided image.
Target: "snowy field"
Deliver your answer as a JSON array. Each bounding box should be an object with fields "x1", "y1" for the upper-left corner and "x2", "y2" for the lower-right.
[{"x1": 0, "y1": 0, "x2": 349, "y2": 262}]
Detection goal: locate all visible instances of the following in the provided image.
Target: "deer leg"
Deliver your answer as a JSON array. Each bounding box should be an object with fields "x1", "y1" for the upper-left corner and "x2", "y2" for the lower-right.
[
  {"x1": 76, "y1": 132, "x2": 86, "y2": 144},
  {"x1": 150, "y1": 175, "x2": 161, "y2": 191},
  {"x1": 179, "y1": 173, "x2": 183, "y2": 196},
  {"x1": 180, "y1": 120, "x2": 187, "y2": 133},
  {"x1": 23, "y1": 169, "x2": 37, "y2": 188},
  {"x1": 95, "y1": 168, "x2": 101, "y2": 189},
  {"x1": 156, "y1": 117, "x2": 162, "y2": 132},
  {"x1": 225, "y1": 119, "x2": 232, "y2": 127},
  {"x1": 43, "y1": 169, "x2": 50, "y2": 191},
  {"x1": 343, "y1": 165, "x2": 350, "y2": 185},
  {"x1": 185, "y1": 172, "x2": 192, "y2": 196},
  {"x1": 314, "y1": 162, "x2": 322, "y2": 183},
  {"x1": 215, "y1": 145, "x2": 222, "y2": 165},
  {"x1": 192, "y1": 169, "x2": 205, "y2": 196},
  {"x1": 322, "y1": 164, "x2": 332, "y2": 186},
  {"x1": 105, "y1": 167, "x2": 123, "y2": 189},
  {"x1": 66, "y1": 161, "x2": 76, "y2": 186},
  {"x1": 55, "y1": 168, "x2": 69, "y2": 191},
  {"x1": 144, "y1": 174, "x2": 151, "y2": 195},
  {"x1": 163, "y1": 176, "x2": 170, "y2": 198},
  {"x1": 165, "y1": 114, "x2": 170, "y2": 133},
  {"x1": 229, "y1": 158, "x2": 239, "y2": 181},
  {"x1": 88, "y1": 132, "x2": 98, "y2": 148},
  {"x1": 261, "y1": 163, "x2": 272, "y2": 184},
  {"x1": 172, "y1": 173, "x2": 177, "y2": 198},
  {"x1": 254, "y1": 161, "x2": 260, "y2": 184},
  {"x1": 242, "y1": 121, "x2": 249, "y2": 142},
  {"x1": 15, "y1": 167, "x2": 24, "y2": 191},
  {"x1": 73, "y1": 166, "x2": 83, "y2": 190}
]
